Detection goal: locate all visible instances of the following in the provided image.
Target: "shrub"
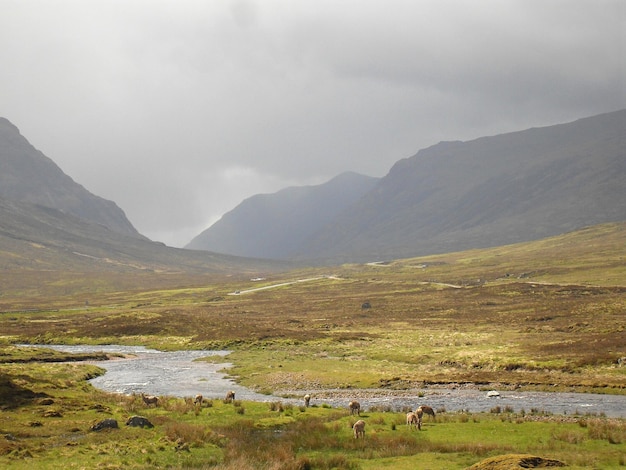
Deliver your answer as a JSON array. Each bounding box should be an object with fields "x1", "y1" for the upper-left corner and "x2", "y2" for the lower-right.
[
  {"x1": 587, "y1": 418, "x2": 626, "y2": 444},
  {"x1": 310, "y1": 454, "x2": 358, "y2": 469},
  {"x1": 370, "y1": 416, "x2": 386, "y2": 425},
  {"x1": 552, "y1": 429, "x2": 586, "y2": 444},
  {"x1": 163, "y1": 422, "x2": 213, "y2": 446},
  {"x1": 269, "y1": 401, "x2": 284, "y2": 412}
]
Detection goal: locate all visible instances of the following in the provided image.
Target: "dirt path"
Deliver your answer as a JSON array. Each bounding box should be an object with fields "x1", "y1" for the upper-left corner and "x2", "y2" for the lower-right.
[{"x1": 228, "y1": 275, "x2": 340, "y2": 295}]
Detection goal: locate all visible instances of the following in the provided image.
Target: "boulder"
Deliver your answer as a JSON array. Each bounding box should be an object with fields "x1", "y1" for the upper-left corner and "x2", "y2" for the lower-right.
[
  {"x1": 126, "y1": 415, "x2": 154, "y2": 428},
  {"x1": 90, "y1": 418, "x2": 119, "y2": 432}
]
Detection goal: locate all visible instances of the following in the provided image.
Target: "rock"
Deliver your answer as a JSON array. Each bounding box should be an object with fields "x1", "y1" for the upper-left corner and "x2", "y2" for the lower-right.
[
  {"x1": 90, "y1": 418, "x2": 119, "y2": 432},
  {"x1": 126, "y1": 415, "x2": 154, "y2": 428},
  {"x1": 468, "y1": 453, "x2": 566, "y2": 469}
]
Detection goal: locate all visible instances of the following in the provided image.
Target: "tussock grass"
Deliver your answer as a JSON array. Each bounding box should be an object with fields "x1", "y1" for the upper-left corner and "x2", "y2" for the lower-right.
[{"x1": 587, "y1": 418, "x2": 626, "y2": 444}]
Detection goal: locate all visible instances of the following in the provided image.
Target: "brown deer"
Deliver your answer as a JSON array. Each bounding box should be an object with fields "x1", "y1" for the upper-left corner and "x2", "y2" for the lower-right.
[
  {"x1": 406, "y1": 411, "x2": 420, "y2": 430},
  {"x1": 141, "y1": 393, "x2": 158, "y2": 407},
  {"x1": 349, "y1": 400, "x2": 361, "y2": 415},
  {"x1": 416, "y1": 405, "x2": 435, "y2": 420},
  {"x1": 353, "y1": 419, "x2": 366, "y2": 438}
]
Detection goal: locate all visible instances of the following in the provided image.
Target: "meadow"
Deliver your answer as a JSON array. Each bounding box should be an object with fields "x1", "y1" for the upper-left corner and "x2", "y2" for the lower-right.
[{"x1": 0, "y1": 222, "x2": 625, "y2": 468}]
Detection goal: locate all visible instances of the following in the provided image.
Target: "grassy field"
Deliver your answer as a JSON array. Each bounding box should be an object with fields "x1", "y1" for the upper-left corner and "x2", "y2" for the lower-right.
[
  {"x1": 0, "y1": 222, "x2": 625, "y2": 468},
  {"x1": 0, "y1": 355, "x2": 625, "y2": 469}
]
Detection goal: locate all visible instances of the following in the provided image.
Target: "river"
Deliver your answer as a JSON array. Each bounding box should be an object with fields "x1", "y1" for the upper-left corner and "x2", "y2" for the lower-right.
[{"x1": 39, "y1": 345, "x2": 626, "y2": 418}]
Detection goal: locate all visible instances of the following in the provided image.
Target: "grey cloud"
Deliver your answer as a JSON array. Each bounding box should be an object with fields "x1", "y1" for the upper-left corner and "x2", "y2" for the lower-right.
[{"x1": 1, "y1": 0, "x2": 623, "y2": 247}]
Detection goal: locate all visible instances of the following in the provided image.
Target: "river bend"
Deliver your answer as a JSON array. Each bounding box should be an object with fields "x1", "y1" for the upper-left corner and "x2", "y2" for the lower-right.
[{"x1": 39, "y1": 345, "x2": 626, "y2": 418}]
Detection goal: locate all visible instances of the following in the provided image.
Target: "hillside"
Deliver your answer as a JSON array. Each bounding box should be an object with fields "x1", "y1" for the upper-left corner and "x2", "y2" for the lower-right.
[
  {"x1": 0, "y1": 118, "x2": 141, "y2": 238},
  {"x1": 298, "y1": 109, "x2": 626, "y2": 261},
  {"x1": 0, "y1": 195, "x2": 291, "y2": 276},
  {"x1": 187, "y1": 172, "x2": 380, "y2": 258},
  {"x1": 0, "y1": 117, "x2": 292, "y2": 279}
]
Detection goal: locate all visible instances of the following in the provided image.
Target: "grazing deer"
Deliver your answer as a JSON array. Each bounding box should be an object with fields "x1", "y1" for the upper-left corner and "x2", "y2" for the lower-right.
[
  {"x1": 349, "y1": 400, "x2": 361, "y2": 416},
  {"x1": 304, "y1": 394, "x2": 311, "y2": 407},
  {"x1": 416, "y1": 405, "x2": 435, "y2": 420},
  {"x1": 353, "y1": 419, "x2": 366, "y2": 439},
  {"x1": 141, "y1": 393, "x2": 158, "y2": 407},
  {"x1": 225, "y1": 390, "x2": 235, "y2": 403},
  {"x1": 406, "y1": 411, "x2": 420, "y2": 430}
]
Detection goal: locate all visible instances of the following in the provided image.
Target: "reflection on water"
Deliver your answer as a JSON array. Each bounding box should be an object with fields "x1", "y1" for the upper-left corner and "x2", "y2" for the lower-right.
[{"x1": 36, "y1": 345, "x2": 626, "y2": 417}]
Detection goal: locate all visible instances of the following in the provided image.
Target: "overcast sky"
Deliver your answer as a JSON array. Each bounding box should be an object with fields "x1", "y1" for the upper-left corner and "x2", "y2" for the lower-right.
[{"x1": 1, "y1": 1, "x2": 624, "y2": 247}]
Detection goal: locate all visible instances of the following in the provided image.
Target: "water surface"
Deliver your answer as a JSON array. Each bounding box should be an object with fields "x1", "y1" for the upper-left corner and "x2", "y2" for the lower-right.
[
  {"x1": 39, "y1": 345, "x2": 626, "y2": 417},
  {"x1": 42, "y1": 344, "x2": 279, "y2": 401}
]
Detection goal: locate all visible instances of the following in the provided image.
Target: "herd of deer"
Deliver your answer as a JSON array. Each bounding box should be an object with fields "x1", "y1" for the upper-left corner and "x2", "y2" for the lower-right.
[
  {"x1": 141, "y1": 391, "x2": 436, "y2": 440},
  {"x1": 346, "y1": 400, "x2": 436, "y2": 438},
  {"x1": 141, "y1": 390, "x2": 236, "y2": 407}
]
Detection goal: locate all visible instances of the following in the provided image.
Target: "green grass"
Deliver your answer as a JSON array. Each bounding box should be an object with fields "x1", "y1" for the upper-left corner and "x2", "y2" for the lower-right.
[
  {"x1": 1, "y1": 348, "x2": 625, "y2": 469},
  {"x1": 0, "y1": 222, "x2": 625, "y2": 467}
]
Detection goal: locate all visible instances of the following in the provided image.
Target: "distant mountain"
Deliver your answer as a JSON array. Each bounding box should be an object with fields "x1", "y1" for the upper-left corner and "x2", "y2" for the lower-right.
[
  {"x1": 0, "y1": 118, "x2": 289, "y2": 275},
  {"x1": 186, "y1": 172, "x2": 380, "y2": 258},
  {"x1": 300, "y1": 109, "x2": 626, "y2": 261},
  {"x1": 189, "y1": 109, "x2": 626, "y2": 263},
  {"x1": 0, "y1": 118, "x2": 140, "y2": 238}
]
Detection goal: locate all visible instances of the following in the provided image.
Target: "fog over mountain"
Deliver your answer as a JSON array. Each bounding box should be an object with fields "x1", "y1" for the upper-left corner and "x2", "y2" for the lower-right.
[
  {"x1": 0, "y1": 117, "x2": 141, "y2": 238},
  {"x1": 187, "y1": 172, "x2": 380, "y2": 258},
  {"x1": 2, "y1": 109, "x2": 624, "y2": 268},
  {"x1": 190, "y1": 109, "x2": 626, "y2": 263},
  {"x1": 0, "y1": 117, "x2": 290, "y2": 274}
]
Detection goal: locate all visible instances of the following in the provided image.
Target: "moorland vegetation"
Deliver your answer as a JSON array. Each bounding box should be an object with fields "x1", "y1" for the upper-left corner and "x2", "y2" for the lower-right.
[{"x1": 0, "y1": 222, "x2": 624, "y2": 468}]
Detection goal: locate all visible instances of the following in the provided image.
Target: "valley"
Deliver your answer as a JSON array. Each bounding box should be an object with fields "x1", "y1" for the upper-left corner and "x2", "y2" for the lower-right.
[{"x1": 0, "y1": 222, "x2": 624, "y2": 468}]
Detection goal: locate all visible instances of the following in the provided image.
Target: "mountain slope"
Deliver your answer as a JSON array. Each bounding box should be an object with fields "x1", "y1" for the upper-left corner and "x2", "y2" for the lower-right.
[
  {"x1": 0, "y1": 118, "x2": 140, "y2": 238},
  {"x1": 0, "y1": 118, "x2": 291, "y2": 275},
  {"x1": 186, "y1": 172, "x2": 380, "y2": 259},
  {"x1": 0, "y1": 195, "x2": 290, "y2": 274},
  {"x1": 299, "y1": 109, "x2": 626, "y2": 261}
]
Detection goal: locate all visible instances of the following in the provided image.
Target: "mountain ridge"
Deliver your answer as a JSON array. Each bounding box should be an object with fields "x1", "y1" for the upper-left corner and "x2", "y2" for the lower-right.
[
  {"x1": 0, "y1": 117, "x2": 141, "y2": 238},
  {"x1": 190, "y1": 109, "x2": 626, "y2": 262},
  {"x1": 186, "y1": 171, "x2": 380, "y2": 258},
  {"x1": 0, "y1": 118, "x2": 292, "y2": 275},
  {"x1": 300, "y1": 109, "x2": 626, "y2": 261}
]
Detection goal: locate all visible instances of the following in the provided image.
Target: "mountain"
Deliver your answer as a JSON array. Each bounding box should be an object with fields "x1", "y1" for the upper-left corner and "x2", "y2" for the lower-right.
[
  {"x1": 299, "y1": 109, "x2": 626, "y2": 261},
  {"x1": 186, "y1": 172, "x2": 380, "y2": 259},
  {"x1": 0, "y1": 118, "x2": 290, "y2": 275},
  {"x1": 189, "y1": 109, "x2": 626, "y2": 263},
  {"x1": 0, "y1": 118, "x2": 140, "y2": 238}
]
